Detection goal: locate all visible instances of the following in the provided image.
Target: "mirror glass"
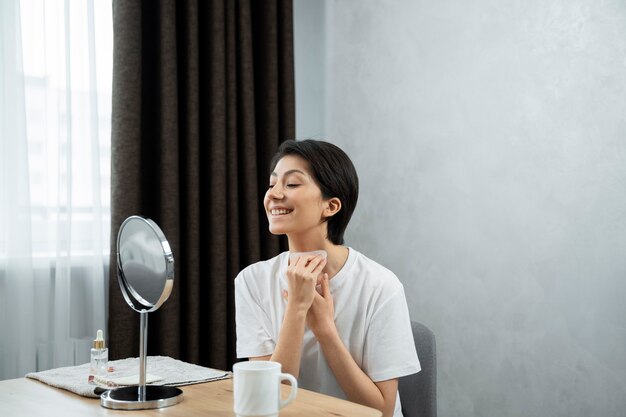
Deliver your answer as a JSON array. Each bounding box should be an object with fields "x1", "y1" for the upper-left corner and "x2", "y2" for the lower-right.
[{"x1": 117, "y1": 216, "x2": 174, "y2": 312}]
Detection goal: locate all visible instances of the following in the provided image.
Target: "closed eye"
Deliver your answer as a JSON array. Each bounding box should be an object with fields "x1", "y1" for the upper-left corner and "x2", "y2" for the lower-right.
[{"x1": 268, "y1": 183, "x2": 301, "y2": 189}]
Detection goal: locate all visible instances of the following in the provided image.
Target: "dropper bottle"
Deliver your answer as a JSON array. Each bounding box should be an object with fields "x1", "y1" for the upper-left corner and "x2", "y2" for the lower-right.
[{"x1": 90, "y1": 329, "x2": 108, "y2": 377}]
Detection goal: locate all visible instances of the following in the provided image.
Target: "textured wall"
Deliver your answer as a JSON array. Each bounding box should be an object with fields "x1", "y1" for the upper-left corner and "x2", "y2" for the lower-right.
[
  {"x1": 295, "y1": 0, "x2": 626, "y2": 416},
  {"x1": 293, "y1": 0, "x2": 327, "y2": 139}
]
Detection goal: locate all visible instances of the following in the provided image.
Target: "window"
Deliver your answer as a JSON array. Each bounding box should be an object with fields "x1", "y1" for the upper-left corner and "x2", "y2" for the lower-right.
[
  {"x1": 20, "y1": 0, "x2": 112, "y2": 258},
  {"x1": 0, "y1": 0, "x2": 112, "y2": 380}
]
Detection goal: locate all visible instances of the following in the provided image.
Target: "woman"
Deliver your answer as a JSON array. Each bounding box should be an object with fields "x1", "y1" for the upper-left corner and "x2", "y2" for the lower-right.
[{"x1": 235, "y1": 140, "x2": 420, "y2": 417}]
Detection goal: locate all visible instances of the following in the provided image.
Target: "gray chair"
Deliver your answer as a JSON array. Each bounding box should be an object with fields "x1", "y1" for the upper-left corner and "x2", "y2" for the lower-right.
[{"x1": 399, "y1": 321, "x2": 437, "y2": 417}]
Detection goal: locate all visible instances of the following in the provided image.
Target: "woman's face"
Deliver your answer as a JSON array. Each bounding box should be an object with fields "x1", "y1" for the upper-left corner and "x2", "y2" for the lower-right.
[{"x1": 264, "y1": 155, "x2": 329, "y2": 237}]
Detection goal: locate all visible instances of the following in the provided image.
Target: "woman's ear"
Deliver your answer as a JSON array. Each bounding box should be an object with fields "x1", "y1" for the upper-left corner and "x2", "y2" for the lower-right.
[{"x1": 323, "y1": 197, "x2": 342, "y2": 219}]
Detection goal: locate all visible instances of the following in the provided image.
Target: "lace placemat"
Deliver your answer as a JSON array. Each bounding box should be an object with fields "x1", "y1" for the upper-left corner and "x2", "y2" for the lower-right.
[{"x1": 26, "y1": 355, "x2": 231, "y2": 398}]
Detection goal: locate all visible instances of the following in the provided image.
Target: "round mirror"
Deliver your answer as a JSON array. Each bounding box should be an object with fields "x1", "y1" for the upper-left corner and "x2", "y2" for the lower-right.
[
  {"x1": 102, "y1": 215, "x2": 182, "y2": 410},
  {"x1": 117, "y1": 215, "x2": 174, "y2": 312}
]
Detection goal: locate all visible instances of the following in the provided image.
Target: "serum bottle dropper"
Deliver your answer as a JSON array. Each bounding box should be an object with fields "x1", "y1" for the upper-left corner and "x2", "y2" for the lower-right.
[{"x1": 90, "y1": 329, "x2": 108, "y2": 377}]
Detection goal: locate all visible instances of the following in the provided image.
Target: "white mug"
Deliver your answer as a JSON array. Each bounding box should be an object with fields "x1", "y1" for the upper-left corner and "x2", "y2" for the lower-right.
[{"x1": 233, "y1": 361, "x2": 298, "y2": 417}]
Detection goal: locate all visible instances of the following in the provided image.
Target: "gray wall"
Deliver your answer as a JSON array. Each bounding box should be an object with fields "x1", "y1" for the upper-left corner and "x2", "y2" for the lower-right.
[
  {"x1": 294, "y1": 0, "x2": 327, "y2": 139},
  {"x1": 295, "y1": 1, "x2": 626, "y2": 416}
]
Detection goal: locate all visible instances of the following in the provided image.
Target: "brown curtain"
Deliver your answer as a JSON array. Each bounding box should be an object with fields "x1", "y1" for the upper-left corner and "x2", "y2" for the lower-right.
[{"x1": 108, "y1": 0, "x2": 293, "y2": 371}]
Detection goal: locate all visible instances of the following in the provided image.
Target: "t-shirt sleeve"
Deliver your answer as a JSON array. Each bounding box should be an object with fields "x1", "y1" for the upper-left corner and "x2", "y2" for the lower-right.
[
  {"x1": 362, "y1": 285, "x2": 421, "y2": 382},
  {"x1": 234, "y1": 273, "x2": 276, "y2": 358}
]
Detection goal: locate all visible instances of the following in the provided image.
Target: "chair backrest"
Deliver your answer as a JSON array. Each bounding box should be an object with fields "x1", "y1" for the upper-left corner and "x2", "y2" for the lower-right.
[{"x1": 398, "y1": 321, "x2": 437, "y2": 417}]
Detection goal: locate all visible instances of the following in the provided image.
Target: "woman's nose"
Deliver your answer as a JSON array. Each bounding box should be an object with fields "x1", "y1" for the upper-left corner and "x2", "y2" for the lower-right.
[{"x1": 268, "y1": 184, "x2": 284, "y2": 199}]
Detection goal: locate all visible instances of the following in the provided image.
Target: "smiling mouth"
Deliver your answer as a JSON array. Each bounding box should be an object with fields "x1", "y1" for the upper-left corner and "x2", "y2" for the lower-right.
[{"x1": 270, "y1": 209, "x2": 293, "y2": 215}]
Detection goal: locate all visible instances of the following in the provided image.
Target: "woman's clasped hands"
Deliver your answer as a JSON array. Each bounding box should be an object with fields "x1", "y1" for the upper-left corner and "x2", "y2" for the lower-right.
[{"x1": 284, "y1": 254, "x2": 336, "y2": 337}]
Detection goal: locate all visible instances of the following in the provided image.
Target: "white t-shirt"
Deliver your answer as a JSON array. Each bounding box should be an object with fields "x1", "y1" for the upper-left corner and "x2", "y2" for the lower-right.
[{"x1": 235, "y1": 247, "x2": 421, "y2": 417}]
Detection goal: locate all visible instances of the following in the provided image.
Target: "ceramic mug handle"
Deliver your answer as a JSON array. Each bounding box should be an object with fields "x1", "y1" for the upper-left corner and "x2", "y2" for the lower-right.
[{"x1": 279, "y1": 373, "x2": 298, "y2": 409}]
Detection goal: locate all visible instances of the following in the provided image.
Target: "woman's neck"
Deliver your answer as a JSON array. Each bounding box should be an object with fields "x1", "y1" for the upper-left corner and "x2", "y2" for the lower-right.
[{"x1": 287, "y1": 237, "x2": 349, "y2": 280}]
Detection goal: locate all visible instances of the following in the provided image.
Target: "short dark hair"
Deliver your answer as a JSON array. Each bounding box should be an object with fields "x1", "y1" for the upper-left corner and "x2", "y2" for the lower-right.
[{"x1": 270, "y1": 139, "x2": 359, "y2": 245}]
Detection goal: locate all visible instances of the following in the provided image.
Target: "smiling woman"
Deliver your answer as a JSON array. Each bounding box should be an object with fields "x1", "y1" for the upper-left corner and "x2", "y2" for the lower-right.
[
  {"x1": 0, "y1": 0, "x2": 112, "y2": 380},
  {"x1": 235, "y1": 139, "x2": 420, "y2": 417}
]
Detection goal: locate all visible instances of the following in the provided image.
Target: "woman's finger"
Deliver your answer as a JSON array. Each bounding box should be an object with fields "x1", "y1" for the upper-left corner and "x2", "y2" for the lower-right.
[
  {"x1": 308, "y1": 256, "x2": 327, "y2": 274},
  {"x1": 321, "y1": 273, "x2": 331, "y2": 298},
  {"x1": 293, "y1": 254, "x2": 318, "y2": 268}
]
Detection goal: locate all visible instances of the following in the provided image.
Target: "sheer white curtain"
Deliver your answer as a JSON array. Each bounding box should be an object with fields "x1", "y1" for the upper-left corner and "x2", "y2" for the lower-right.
[{"x1": 0, "y1": 0, "x2": 112, "y2": 380}]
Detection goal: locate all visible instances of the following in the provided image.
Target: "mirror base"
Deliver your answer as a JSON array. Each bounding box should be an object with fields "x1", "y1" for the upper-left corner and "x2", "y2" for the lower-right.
[{"x1": 100, "y1": 386, "x2": 183, "y2": 410}]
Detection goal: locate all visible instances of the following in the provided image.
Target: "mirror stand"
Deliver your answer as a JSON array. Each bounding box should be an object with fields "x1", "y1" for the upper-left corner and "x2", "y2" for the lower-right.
[
  {"x1": 101, "y1": 311, "x2": 183, "y2": 409},
  {"x1": 139, "y1": 311, "x2": 147, "y2": 400}
]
